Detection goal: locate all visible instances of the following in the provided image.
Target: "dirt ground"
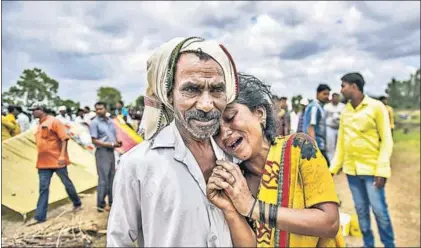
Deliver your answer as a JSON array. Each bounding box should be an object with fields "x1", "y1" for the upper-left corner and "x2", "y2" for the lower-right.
[{"x1": 2, "y1": 131, "x2": 420, "y2": 247}]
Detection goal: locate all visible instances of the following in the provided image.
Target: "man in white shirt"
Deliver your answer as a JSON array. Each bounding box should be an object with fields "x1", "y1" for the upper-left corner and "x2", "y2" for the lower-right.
[
  {"x1": 324, "y1": 92, "x2": 345, "y2": 161},
  {"x1": 75, "y1": 108, "x2": 86, "y2": 125},
  {"x1": 56, "y1": 106, "x2": 71, "y2": 125},
  {"x1": 107, "y1": 37, "x2": 240, "y2": 247},
  {"x1": 83, "y1": 106, "x2": 96, "y2": 125},
  {"x1": 290, "y1": 105, "x2": 300, "y2": 133},
  {"x1": 16, "y1": 106, "x2": 31, "y2": 132}
]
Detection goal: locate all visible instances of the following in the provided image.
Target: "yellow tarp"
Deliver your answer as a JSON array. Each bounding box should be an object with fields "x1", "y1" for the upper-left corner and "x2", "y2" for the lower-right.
[{"x1": 1, "y1": 128, "x2": 97, "y2": 215}]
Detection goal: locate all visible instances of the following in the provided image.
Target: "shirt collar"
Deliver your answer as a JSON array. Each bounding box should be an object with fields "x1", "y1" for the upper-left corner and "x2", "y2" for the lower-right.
[
  {"x1": 97, "y1": 116, "x2": 110, "y2": 122},
  {"x1": 39, "y1": 115, "x2": 50, "y2": 124},
  {"x1": 151, "y1": 121, "x2": 227, "y2": 161},
  {"x1": 346, "y1": 95, "x2": 370, "y2": 110}
]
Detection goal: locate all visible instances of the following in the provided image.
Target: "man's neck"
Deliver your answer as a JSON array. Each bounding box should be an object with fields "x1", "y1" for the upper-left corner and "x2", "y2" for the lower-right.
[
  {"x1": 351, "y1": 93, "x2": 364, "y2": 109},
  {"x1": 316, "y1": 98, "x2": 324, "y2": 105},
  {"x1": 39, "y1": 114, "x2": 48, "y2": 123},
  {"x1": 332, "y1": 102, "x2": 339, "y2": 106}
]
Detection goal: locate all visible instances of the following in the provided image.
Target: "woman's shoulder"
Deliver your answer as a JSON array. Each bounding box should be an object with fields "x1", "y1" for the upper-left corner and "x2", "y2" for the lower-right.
[
  {"x1": 274, "y1": 133, "x2": 318, "y2": 160},
  {"x1": 274, "y1": 133, "x2": 316, "y2": 146}
]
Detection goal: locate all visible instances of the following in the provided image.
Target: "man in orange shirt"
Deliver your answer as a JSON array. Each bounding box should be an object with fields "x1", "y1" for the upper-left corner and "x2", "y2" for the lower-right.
[{"x1": 27, "y1": 104, "x2": 82, "y2": 225}]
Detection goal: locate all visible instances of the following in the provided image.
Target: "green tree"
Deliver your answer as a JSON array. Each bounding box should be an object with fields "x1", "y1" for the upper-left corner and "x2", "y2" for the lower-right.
[
  {"x1": 291, "y1": 95, "x2": 303, "y2": 112},
  {"x1": 53, "y1": 97, "x2": 80, "y2": 111},
  {"x1": 97, "y1": 87, "x2": 122, "y2": 109},
  {"x1": 2, "y1": 68, "x2": 59, "y2": 108},
  {"x1": 385, "y1": 69, "x2": 420, "y2": 109},
  {"x1": 134, "y1": 95, "x2": 145, "y2": 109}
]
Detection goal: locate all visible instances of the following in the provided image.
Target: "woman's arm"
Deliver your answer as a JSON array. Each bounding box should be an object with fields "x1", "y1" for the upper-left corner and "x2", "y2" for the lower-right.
[
  {"x1": 207, "y1": 174, "x2": 256, "y2": 247},
  {"x1": 249, "y1": 200, "x2": 339, "y2": 238},
  {"x1": 213, "y1": 158, "x2": 340, "y2": 239},
  {"x1": 224, "y1": 210, "x2": 257, "y2": 247}
]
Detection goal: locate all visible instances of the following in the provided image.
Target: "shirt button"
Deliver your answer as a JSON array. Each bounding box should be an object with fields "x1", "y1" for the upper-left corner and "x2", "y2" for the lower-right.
[
  {"x1": 210, "y1": 235, "x2": 217, "y2": 241},
  {"x1": 209, "y1": 205, "x2": 215, "y2": 210}
]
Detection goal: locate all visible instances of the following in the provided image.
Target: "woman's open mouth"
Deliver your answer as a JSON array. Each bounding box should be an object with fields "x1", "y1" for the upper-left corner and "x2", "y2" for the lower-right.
[{"x1": 228, "y1": 137, "x2": 243, "y2": 151}]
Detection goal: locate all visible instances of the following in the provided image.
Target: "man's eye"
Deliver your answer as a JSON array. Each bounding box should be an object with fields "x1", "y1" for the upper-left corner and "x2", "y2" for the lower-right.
[
  {"x1": 185, "y1": 87, "x2": 200, "y2": 93},
  {"x1": 211, "y1": 87, "x2": 224, "y2": 93}
]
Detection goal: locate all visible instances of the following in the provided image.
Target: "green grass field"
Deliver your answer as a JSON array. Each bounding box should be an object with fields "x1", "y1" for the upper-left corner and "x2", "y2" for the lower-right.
[{"x1": 392, "y1": 113, "x2": 420, "y2": 166}]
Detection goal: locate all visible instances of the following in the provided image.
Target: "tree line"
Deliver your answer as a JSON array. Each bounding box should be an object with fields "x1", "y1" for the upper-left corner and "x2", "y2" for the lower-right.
[
  {"x1": 2, "y1": 67, "x2": 420, "y2": 112},
  {"x1": 1, "y1": 68, "x2": 145, "y2": 111}
]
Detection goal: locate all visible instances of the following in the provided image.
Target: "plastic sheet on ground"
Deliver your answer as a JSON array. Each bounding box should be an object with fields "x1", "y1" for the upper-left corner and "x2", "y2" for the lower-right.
[{"x1": 1, "y1": 128, "x2": 97, "y2": 216}]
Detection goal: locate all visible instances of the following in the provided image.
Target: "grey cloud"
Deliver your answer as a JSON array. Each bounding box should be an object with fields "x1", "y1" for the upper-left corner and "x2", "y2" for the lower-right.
[
  {"x1": 2, "y1": 1, "x2": 22, "y2": 13},
  {"x1": 2, "y1": 1, "x2": 419, "y2": 106},
  {"x1": 355, "y1": 21, "x2": 420, "y2": 59},
  {"x1": 352, "y1": 2, "x2": 390, "y2": 22},
  {"x1": 95, "y1": 21, "x2": 129, "y2": 36},
  {"x1": 200, "y1": 16, "x2": 239, "y2": 29},
  {"x1": 279, "y1": 40, "x2": 330, "y2": 60}
]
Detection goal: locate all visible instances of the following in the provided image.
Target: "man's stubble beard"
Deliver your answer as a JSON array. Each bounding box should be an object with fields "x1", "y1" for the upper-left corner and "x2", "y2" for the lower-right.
[{"x1": 174, "y1": 109, "x2": 220, "y2": 140}]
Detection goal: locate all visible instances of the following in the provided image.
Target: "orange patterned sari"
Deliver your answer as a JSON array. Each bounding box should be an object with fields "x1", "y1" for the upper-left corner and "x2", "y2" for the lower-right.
[{"x1": 252, "y1": 134, "x2": 345, "y2": 247}]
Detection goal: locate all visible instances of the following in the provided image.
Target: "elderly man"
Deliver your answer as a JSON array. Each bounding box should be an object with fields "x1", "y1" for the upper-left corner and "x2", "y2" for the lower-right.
[
  {"x1": 56, "y1": 106, "x2": 71, "y2": 125},
  {"x1": 107, "y1": 37, "x2": 240, "y2": 247}
]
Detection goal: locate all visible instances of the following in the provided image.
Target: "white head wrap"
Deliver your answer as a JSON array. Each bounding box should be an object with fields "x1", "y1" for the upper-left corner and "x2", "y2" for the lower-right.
[{"x1": 140, "y1": 37, "x2": 239, "y2": 140}]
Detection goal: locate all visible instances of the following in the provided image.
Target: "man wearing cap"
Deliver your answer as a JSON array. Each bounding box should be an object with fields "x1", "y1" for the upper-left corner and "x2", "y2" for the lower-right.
[
  {"x1": 107, "y1": 37, "x2": 246, "y2": 247},
  {"x1": 56, "y1": 105, "x2": 71, "y2": 125},
  {"x1": 27, "y1": 104, "x2": 82, "y2": 225}
]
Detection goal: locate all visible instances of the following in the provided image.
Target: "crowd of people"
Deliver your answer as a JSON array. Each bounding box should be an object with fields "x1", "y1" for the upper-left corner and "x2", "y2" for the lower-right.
[
  {"x1": 2, "y1": 36, "x2": 398, "y2": 248},
  {"x1": 1, "y1": 101, "x2": 144, "y2": 141}
]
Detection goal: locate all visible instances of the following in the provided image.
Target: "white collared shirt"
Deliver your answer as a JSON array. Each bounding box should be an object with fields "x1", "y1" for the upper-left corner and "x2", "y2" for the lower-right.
[{"x1": 107, "y1": 121, "x2": 233, "y2": 247}]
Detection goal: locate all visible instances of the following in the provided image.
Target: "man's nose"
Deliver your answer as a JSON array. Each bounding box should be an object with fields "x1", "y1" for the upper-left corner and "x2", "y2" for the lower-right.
[{"x1": 196, "y1": 92, "x2": 214, "y2": 113}]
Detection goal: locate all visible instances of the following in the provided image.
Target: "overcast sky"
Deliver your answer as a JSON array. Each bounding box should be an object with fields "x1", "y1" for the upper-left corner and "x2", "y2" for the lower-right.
[{"x1": 2, "y1": 1, "x2": 420, "y2": 107}]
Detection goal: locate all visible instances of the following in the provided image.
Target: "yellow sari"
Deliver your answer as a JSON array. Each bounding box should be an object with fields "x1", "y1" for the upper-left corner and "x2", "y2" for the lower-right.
[{"x1": 252, "y1": 133, "x2": 345, "y2": 247}]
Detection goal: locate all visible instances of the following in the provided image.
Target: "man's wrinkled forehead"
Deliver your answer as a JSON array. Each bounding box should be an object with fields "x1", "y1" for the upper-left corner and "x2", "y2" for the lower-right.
[{"x1": 176, "y1": 53, "x2": 224, "y2": 79}]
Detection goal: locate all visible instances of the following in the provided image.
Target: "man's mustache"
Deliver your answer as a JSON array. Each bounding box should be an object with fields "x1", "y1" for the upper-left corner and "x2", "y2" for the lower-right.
[{"x1": 185, "y1": 110, "x2": 221, "y2": 122}]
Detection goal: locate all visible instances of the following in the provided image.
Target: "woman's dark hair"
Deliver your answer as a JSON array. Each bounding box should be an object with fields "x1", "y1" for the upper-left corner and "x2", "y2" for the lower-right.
[{"x1": 235, "y1": 73, "x2": 276, "y2": 144}]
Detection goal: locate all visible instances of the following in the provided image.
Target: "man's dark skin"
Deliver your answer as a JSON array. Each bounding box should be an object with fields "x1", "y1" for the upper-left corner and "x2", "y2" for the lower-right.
[{"x1": 333, "y1": 80, "x2": 387, "y2": 189}]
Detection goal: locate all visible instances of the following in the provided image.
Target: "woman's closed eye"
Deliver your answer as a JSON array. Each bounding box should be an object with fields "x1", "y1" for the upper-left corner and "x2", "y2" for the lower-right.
[{"x1": 225, "y1": 113, "x2": 236, "y2": 122}]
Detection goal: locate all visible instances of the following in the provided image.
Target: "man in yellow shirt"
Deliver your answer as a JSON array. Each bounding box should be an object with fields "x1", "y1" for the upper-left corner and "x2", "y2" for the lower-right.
[
  {"x1": 379, "y1": 96, "x2": 395, "y2": 136},
  {"x1": 4, "y1": 106, "x2": 20, "y2": 137},
  {"x1": 330, "y1": 72, "x2": 395, "y2": 248},
  {"x1": 2, "y1": 115, "x2": 16, "y2": 140}
]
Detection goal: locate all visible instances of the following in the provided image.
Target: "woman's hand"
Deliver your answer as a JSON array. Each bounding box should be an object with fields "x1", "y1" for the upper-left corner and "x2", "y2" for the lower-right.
[
  {"x1": 212, "y1": 160, "x2": 255, "y2": 216},
  {"x1": 206, "y1": 171, "x2": 237, "y2": 214}
]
